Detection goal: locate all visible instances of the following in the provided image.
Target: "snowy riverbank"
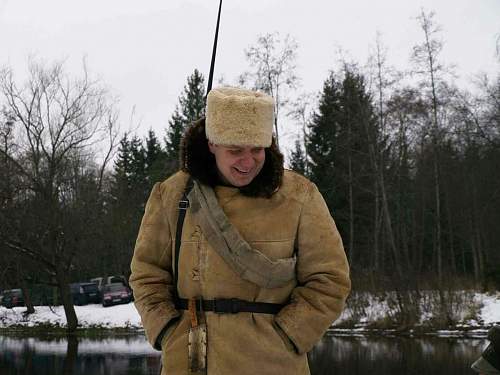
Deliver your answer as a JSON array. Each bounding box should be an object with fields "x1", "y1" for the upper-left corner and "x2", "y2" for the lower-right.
[
  {"x1": 0, "y1": 303, "x2": 142, "y2": 330},
  {"x1": 1, "y1": 292, "x2": 499, "y2": 336}
]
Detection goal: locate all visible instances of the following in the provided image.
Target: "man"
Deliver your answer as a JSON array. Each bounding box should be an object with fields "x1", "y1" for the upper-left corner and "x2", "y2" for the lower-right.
[
  {"x1": 472, "y1": 326, "x2": 500, "y2": 374},
  {"x1": 130, "y1": 87, "x2": 351, "y2": 374}
]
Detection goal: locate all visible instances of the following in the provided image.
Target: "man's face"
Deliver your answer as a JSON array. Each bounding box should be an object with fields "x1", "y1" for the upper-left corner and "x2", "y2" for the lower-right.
[{"x1": 208, "y1": 143, "x2": 266, "y2": 187}]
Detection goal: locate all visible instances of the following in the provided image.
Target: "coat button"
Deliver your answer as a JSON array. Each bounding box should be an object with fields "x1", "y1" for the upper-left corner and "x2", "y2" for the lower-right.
[{"x1": 191, "y1": 268, "x2": 200, "y2": 281}]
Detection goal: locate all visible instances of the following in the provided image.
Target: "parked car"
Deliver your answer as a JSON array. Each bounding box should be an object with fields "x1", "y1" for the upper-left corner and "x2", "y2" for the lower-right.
[
  {"x1": 107, "y1": 275, "x2": 128, "y2": 286},
  {"x1": 90, "y1": 277, "x2": 104, "y2": 291},
  {"x1": 70, "y1": 282, "x2": 100, "y2": 306},
  {"x1": 90, "y1": 275, "x2": 128, "y2": 292},
  {"x1": 2, "y1": 289, "x2": 24, "y2": 308},
  {"x1": 101, "y1": 283, "x2": 132, "y2": 307}
]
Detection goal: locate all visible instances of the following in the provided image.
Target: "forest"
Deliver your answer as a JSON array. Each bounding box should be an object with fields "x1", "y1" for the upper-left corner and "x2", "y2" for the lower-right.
[{"x1": 0, "y1": 10, "x2": 498, "y2": 330}]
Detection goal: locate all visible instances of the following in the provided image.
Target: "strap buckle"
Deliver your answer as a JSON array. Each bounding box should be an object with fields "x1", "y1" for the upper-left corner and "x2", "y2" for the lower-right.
[
  {"x1": 214, "y1": 298, "x2": 241, "y2": 314},
  {"x1": 178, "y1": 199, "x2": 190, "y2": 210}
]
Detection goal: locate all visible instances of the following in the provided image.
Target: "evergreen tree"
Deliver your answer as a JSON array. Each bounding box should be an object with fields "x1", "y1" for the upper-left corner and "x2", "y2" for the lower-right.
[
  {"x1": 165, "y1": 109, "x2": 185, "y2": 173},
  {"x1": 129, "y1": 135, "x2": 147, "y2": 189},
  {"x1": 307, "y1": 73, "x2": 342, "y2": 210},
  {"x1": 165, "y1": 69, "x2": 206, "y2": 174},
  {"x1": 110, "y1": 134, "x2": 133, "y2": 200},
  {"x1": 144, "y1": 129, "x2": 167, "y2": 185},
  {"x1": 289, "y1": 138, "x2": 307, "y2": 176},
  {"x1": 104, "y1": 134, "x2": 150, "y2": 277},
  {"x1": 307, "y1": 68, "x2": 378, "y2": 268},
  {"x1": 180, "y1": 69, "x2": 206, "y2": 124},
  {"x1": 110, "y1": 134, "x2": 149, "y2": 204}
]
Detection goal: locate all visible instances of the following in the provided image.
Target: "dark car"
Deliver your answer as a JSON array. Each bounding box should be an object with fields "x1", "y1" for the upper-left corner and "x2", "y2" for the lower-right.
[
  {"x1": 70, "y1": 282, "x2": 100, "y2": 306},
  {"x1": 102, "y1": 283, "x2": 132, "y2": 307},
  {"x1": 2, "y1": 289, "x2": 24, "y2": 308}
]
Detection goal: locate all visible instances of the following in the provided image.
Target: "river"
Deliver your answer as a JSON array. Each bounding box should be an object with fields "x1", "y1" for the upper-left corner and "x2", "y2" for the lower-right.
[{"x1": 0, "y1": 333, "x2": 486, "y2": 374}]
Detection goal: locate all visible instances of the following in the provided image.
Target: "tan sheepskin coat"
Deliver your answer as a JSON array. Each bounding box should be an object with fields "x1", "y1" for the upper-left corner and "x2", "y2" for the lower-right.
[{"x1": 130, "y1": 167, "x2": 351, "y2": 375}]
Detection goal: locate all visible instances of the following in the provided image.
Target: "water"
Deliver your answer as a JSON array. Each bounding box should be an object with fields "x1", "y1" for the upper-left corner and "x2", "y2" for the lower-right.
[
  {"x1": 309, "y1": 333, "x2": 486, "y2": 374},
  {"x1": 0, "y1": 333, "x2": 486, "y2": 374}
]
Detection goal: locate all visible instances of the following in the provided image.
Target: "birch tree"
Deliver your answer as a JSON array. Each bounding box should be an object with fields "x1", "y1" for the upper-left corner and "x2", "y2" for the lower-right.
[{"x1": 241, "y1": 32, "x2": 299, "y2": 145}]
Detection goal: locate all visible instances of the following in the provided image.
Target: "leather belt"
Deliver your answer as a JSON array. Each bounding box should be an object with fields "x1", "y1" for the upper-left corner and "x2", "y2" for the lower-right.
[{"x1": 175, "y1": 297, "x2": 284, "y2": 315}]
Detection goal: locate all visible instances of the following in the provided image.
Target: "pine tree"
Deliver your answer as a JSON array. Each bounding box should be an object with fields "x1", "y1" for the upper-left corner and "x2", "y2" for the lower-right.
[
  {"x1": 307, "y1": 68, "x2": 378, "y2": 269},
  {"x1": 104, "y1": 134, "x2": 150, "y2": 279},
  {"x1": 165, "y1": 69, "x2": 206, "y2": 174},
  {"x1": 112, "y1": 134, "x2": 133, "y2": 197},
  {"x1": 144, "y1": 129, "x2": 167, "y2": 185},
  {"x1": 179, "y1": 69, "x2": 206, "y2": 124},
  {"x1": 165, "y1": 109, "x2": 185, "y2": 173},
  {"x1": 129, "y1": 135, "x2": 146, "y2": 187},
  {"x1": 307, "y1": 73, "x2": 342, "y2": 210},
  {"x1": 289, "y1": 138, "x2": 307, "y2": 176}
]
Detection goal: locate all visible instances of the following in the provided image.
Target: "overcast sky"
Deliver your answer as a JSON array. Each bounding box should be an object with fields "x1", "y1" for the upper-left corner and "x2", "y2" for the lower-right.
[{"x1": 1, "y1": 0, "x2": 499, "y2": 150}]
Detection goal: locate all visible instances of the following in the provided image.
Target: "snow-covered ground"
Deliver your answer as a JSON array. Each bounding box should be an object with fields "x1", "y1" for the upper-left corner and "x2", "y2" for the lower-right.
[
  {"x1": 0, "y1": 292, "x2": 499, "y2": 334},
  {"x1": 0, "y1": 303, "x2": 142, "y2": 329},
  {"x1": 335, "y1": 291, "x2": 500, "y2": 327},
  {"x1": 479, "y1": 293, "x2": 500, "y2": 325}
]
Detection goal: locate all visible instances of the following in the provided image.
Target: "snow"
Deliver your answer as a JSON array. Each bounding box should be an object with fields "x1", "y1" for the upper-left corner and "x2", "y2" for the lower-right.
[
  {"x1": 479, "y1": 293, "x2": 500, "y2": 325},
  {"x1": 0, "y1": 302, "x2": 142, "y2": 329},
  {"x1": 0, "y1": 292, "x2": 499, "y2": 335},
  {"x1": 333, "y1": 291, "x2": 500, "y2": 336}
]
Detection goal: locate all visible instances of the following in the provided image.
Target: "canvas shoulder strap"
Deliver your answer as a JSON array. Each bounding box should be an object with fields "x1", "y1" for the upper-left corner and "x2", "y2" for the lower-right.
[
  {"x1": 174, "y1": 176, "x2": 193, "y2": 301},
  {"x1": 188, "y1": 180, "x2": 296, "y2": 289}
]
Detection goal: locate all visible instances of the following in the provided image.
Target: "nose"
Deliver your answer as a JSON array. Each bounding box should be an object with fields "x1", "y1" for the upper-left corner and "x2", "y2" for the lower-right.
[{"x1": 238, "y1": 152, "x2": 255, "y2": 169}]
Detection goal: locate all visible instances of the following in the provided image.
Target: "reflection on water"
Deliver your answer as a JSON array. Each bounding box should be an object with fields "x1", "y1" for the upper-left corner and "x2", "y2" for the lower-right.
[
  {"x1": 308, "y1": 333, "x2": 486, "y2": 375},
  {"x1": 0, "y1": 333, "x2": 487, "y2": 375},
  {"x1": 0, "y1": 335, "x2": 161, "y2": 375}
]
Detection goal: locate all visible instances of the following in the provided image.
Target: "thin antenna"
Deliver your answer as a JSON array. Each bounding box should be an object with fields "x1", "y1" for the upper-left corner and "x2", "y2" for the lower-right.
[{"x1": 207, "y1": 0, "x2": 223, "y2": 94}]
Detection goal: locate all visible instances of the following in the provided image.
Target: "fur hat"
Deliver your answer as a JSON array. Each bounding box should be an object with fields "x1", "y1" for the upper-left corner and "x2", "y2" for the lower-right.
[
  {"x1": 181, "y1": 118, "x2": 284, "y2": 198},
  {"x1": 205, "y1": 87, "x2": 274, "y2": 147}
]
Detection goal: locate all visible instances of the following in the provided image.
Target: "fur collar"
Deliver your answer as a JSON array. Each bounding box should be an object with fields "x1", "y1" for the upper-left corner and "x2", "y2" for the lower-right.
[{"x1": 180, "y1": 118, "x2": 284, "y2": 198}]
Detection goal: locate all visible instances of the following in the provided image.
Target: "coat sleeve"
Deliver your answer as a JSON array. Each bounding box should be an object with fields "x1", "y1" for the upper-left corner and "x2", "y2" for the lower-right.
[
  {"x1": 274, "y1": 182, "x2": 351, "y2": 354},
  {"x1": 129, "y1": 182, "x2": 180, "y2": 350}
]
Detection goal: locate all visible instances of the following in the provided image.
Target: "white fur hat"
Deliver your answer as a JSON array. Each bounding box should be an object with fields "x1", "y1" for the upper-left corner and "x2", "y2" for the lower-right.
[{"x1": 205, "y1": 87, "x2": 274, "y2": 147}]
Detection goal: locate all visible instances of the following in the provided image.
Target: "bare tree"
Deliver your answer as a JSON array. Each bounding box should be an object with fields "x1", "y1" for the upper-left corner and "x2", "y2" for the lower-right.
[
  {"x1": 240, "y1": 32, "x2": 299, "y2": 145},
  {"x1": 287, "y1": 92, "x2": 316, "y2": 174},
  {"x1": 0, "y1": 59, "x2": 119, "y2": 332},
  {"x1": 411, "y1": 9, "x2": 449, "y2": 287},
  {"x1": 365, "y1": 32, "x2": 403, "y2": 272}
]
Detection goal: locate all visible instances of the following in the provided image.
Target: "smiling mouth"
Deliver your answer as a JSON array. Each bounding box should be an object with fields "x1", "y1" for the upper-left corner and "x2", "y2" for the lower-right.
[{"x1": 233, "y1": 167, "x2": 251, "y2": 175}]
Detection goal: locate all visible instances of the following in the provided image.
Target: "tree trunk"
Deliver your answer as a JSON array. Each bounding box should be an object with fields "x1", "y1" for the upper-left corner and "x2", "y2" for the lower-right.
[
  {"x1": 274, "y1": 115, "x2": 279, "y2": 147},
  {"x1": 380, "y1": 175, "x2": 403, "y2": 280},
  {"x1": 433, "y1": 155, "x2": 442, "y2": 285},
  {"x1": 361, "y1": 108, "x2": 401, "y2": 279},
  {"x1": 55, "y1": 265, "x2": 78, "y2": 332},
  {"x1": 469, "y1": 214, "x2": 480, "y2": 286},
  {"x1": 15, "y1": 260, "x2": 35, "y2": 314},
  {"x1": 373, "y1": 176, "x2": 380, "y2": 270},
  {"x1": 470, "y1": 177, "x2": 485, "y2": 289},
  {"x1": 347, "y1": 117, "x2": 354, "y2": 267},
  {"x1": 445, "y1": 192, "x2": 457, "y2": 275},
  {"x1": 348, "y1": 155, "x2": 354, "y2": 266},
  {"x1": 20, "y1": 278, "x2": 35, "y2": 315},
  {"x1": 474, "y1": 212, "x2": 486, "y2": 291}
]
